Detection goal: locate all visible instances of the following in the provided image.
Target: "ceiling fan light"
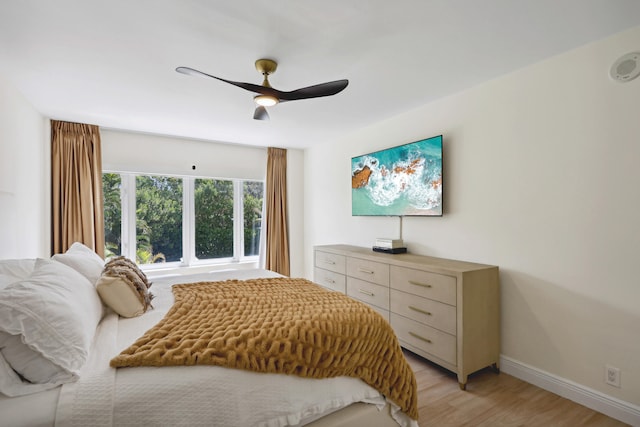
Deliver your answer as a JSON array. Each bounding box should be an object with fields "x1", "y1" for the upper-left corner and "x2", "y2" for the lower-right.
[{"x1": 254, "y1": 95, "x2": 278, "y2": 107}]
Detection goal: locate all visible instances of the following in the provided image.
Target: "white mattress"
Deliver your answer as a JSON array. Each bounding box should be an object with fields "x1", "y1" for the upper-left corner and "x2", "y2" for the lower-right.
[{"x1": 0, "y1": 269, "x2": 417, "y2": 427}]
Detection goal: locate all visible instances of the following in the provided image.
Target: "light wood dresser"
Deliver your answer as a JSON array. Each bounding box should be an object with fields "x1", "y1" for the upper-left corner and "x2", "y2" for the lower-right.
[{"x1": 314, "y1": 244, "x2": 500, "y2": 389}]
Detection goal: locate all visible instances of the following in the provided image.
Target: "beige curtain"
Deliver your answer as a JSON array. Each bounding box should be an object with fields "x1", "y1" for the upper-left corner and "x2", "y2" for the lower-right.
[
  {"x1": 51, "y1": 120, "x2": 105, "y2": 257},
  {"x1": 265, "y1": 147, "x2": 290, "y2": 276}
]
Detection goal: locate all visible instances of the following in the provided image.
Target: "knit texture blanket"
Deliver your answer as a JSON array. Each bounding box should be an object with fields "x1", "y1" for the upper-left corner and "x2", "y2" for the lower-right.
[{"x1": 110, "y1": 277, "x2": 418, "y2": 420}]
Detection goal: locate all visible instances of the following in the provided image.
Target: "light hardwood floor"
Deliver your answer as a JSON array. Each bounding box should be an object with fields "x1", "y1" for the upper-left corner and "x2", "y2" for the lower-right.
[{"x1": 405, "y1": 350, "x2": 629, "y2": 427}]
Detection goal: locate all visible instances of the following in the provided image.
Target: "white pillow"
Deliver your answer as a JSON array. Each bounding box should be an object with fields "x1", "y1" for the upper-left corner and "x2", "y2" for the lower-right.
[
  {"x1": 0, "y1": 258, "x2": 103, "y2": 397},
  {"x1": 52, "y1": 242, "x2": 105, "y2": 285},
  {"x1": 0, "y1": 258, "x2": 36, "y2": 288},
  {"x1": 0, "y1": 350, "x2": 61, "y2": 396},
  {"x1": 0, "y1": 332, "x2": 66, "y2": 383}
]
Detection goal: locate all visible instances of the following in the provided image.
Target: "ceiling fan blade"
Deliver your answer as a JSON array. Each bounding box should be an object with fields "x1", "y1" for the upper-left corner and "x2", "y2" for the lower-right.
[
  {"x1": 253, "y1": 106, "x2": 269, "y2": 121},
  {"x1": 278, "y1": 79, "x2": 349, "y2": 101},
  {"x1": 176, "y1": 66, "x2": 281, "y2": 97},
  {"x1": 176, "y1": 65, "x2": 348, "y2": 114}
]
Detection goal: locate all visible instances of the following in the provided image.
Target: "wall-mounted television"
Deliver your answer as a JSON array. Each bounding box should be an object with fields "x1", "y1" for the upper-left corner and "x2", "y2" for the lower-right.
[{"x1": 351, "y1": 135, "x2": 443, "y2": 216}]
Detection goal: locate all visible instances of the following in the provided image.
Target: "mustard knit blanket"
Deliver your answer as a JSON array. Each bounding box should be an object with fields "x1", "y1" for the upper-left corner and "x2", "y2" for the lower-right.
[{"x1": 110, "y1": 277, "x2": 418, "y2": 420}]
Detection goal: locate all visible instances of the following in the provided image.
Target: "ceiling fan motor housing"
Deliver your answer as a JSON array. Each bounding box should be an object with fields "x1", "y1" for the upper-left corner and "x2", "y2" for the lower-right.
[{"x1": 255, "y1": 58, "x2": 278, "y2": 76}]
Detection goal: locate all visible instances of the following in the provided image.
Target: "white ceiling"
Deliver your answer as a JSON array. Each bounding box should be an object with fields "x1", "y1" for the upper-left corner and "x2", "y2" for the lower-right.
[{"x1": 1, "y1": 1, "x2": 639, "y2": 149}]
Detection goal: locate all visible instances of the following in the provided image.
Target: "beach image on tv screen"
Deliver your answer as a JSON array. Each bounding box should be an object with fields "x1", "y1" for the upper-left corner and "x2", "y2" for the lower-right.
[{"x1": 351, "y1": 135, "x2": 442, "y2": 216}]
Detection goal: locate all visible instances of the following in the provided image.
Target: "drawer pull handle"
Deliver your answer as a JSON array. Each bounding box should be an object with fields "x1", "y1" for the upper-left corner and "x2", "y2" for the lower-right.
[
  {"x1": 358, "y1": 289, "x2": 374, "y2": 297},
  {"x1": 409, "y1": 280, "x2": 432, "y2": 288},
  {"x1": 326, "y1": 278, "x2": 335, "y2": 284},
  {"x1": 409, "y1": 306, "x2": 432, "y2": 316},
  {"x1": 324, "y1": 260, "x2": 336, "y2": 265},
  {"x1": 358, "y1": 268, "x2": 375, "y2": 274},
  {"x1": 409, "y1": 332, "x2": 432, "y2": 344}
]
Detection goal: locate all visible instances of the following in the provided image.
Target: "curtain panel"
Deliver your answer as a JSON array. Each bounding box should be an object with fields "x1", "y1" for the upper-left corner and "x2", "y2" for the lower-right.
[
  {"x1": 265, "y1": 147, "x2": 290, "y2": 276},
  {"x1": 51, "y1": 120, "x2": 105, "y2": 257}
]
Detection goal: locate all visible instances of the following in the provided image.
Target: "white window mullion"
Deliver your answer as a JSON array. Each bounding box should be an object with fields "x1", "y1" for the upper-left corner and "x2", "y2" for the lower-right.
[
  {"x1": 121, "y1": 173, "x2": 137, "y2": 261},
  {"x1": 118, "y1": 173, "x2": 128, "y2": 258},
  {"x1": 182, "y1": 177, "x2": 194, "y2": 266},
  {"x1": 233, "y1": 180, "x2": 243, "y2": 262}
]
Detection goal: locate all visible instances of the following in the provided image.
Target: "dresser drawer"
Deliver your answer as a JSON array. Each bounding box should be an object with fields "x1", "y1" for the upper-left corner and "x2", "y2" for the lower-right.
[
  {"x1": 347, "y1": 277, "x2": 390, "y2": 310},
  {"x1": 315, "y1": 251, "x2": 346, "y2": 274},
  {"x1": 390, "y1": 266, "x2": 456, "y2": 305},
  {"x1": 390, "y1": 289, "x2": 456, "y2": 335},
  {"x1": 314, "y1": 267, "x2": 346, "y2": 293},
  {"x1": 391, "y1": 313, "x2": 456, "y2": 366},
  {"x1": 346, "y1": 257, "x2": 389, "y2": 286}
]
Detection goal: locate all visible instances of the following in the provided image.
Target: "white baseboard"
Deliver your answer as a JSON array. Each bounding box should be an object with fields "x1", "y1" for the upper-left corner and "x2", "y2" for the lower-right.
[{"x1": 500, "y1": 355, "x2": 640, "y2": 426}]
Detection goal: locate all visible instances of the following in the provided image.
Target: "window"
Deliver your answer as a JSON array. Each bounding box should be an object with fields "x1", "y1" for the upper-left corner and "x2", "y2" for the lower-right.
[
  {"x1": 103, "y1": 172, "x2": 264, "y2": 267},
  {"x1": 103, "y1": 173, "x2": 122, "y2": 258},
  {"x1": 194, "y1": 178, "x2": 233, "y2": 259},
  {"x1": 243, "y1": 181, "x2": 263, "y2": 257},
  {"x1": 137, "y1": 175, "x2": 183, "y2": 263}
]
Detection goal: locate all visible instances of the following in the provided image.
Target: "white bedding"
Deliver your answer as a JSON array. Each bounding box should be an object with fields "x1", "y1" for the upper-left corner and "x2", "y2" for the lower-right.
[{"x1": 4, "y1": 269, "x2": 416, "y2": 427}]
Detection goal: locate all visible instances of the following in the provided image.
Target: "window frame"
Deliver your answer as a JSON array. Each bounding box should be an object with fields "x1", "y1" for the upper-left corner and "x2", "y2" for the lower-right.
[{"x1": 105, "y1": 171, "x2": 263, "y2": 270}]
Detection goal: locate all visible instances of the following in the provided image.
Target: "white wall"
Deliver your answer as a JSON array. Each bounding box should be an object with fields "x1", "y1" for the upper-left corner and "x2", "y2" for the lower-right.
[
  {"x1": 102, "y1": 129, "x2": 267, "y2": 180},
  {"x1": 0, "y1": 74, "x2": 48, "y2": 258},
  {"x1": 304, "y1": 26, "x2": 640, "y2": 409},
  {"x1": 101, "y1": 129, "x2": 305, "y2": 275}
]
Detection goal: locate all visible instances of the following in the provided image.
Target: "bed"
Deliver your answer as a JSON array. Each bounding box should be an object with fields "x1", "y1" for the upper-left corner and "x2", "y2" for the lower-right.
[{"x1": 0, "y1": 244, "x2": 418, "y2": 427}]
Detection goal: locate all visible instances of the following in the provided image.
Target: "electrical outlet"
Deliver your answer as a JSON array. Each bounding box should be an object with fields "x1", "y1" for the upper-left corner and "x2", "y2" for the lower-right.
[{"x1": 605, "y1": 365, "x2": 621, "y2": 388}]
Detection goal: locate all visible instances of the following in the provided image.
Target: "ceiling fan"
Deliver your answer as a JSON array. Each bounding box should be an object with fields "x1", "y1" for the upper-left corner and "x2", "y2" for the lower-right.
[{"x1": 176, "y1": 59, "x2": 349, "y2": 121}]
